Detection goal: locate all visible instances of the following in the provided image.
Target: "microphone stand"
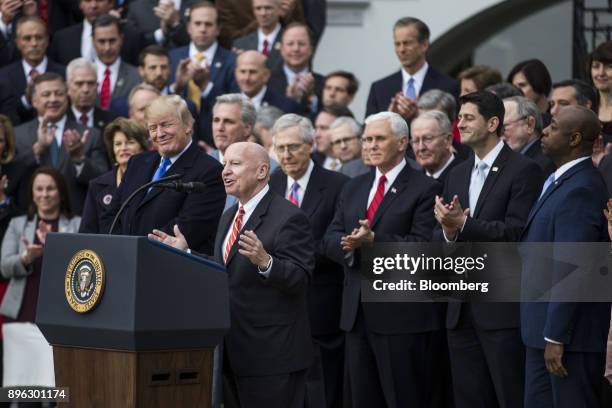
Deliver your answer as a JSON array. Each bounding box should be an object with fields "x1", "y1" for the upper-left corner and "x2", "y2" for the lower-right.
[{"x1": 108, "y1": 174, "x2": 183, "y2": 235}]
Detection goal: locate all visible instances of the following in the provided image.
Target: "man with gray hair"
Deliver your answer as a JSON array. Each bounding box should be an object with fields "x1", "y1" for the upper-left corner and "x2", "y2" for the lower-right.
[
  {"x1": 128, "y1": 83, "x2": 162, "y2": 128},
  {"x1": 210, "y1": 94, "x2": 256, "y2": 162},
  {"x1": 411, "y1": 110, "x2": 460, "y2": 183},
  {"x1": 269, "y1": 113, "x2": 349, "y2": 407},
  {"x1": 254, "y1": 105, "x2": 284, "y2": 157},
  {"x1": 328, "y1": 116, "x2": 369, "y2": 178},
  {"x1": 323, "y1": 111, "x2": 442, "y2": 407},
  {"x1": 66, "y1": 58, "x2": 117, "y2": 132},
  {"x1": 503, "y1": 95, "x2": 555, "y2": 176}
]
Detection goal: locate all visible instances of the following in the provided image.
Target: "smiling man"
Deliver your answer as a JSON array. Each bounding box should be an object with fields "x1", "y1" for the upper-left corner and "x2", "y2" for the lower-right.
[{"x1": 106, "y1": 94, "x2": 226, "y2": 254}]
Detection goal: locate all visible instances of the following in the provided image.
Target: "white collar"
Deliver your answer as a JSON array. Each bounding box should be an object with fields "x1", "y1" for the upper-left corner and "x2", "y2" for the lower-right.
[
  {"x1": 401, "y1": 62, "x2": 428, "y2": 91},
  {"x1": 71, "y1": 106, "x2": 94, "y2": 121},
  {"x1": 189, "y1": 41, "x2": 218, "y2": 65},
  {"x1": 239, "y1": 184, "x2": 270, "y2": 209},
  {"x1": 243, "y1": 86, "x2": 267, "y2": 109},
  {"x1": 95, "y1": 55, "x2": 121, "y2": 72},
  {"x1": 474, "y1": 139, "x2": 504, "y2": 169},
  {"x1": 428, "y1": 154, "x2": 455, "y2": 179},
  {"x1": 22, "y1": 57, "x2": 47, "y2": 77},
  {"x1": 258, "y1": 23, "x2": 281, "y2": 43},
  {"x1": 286, "y1": 160, "x2": 314, "y2": 200},
  {"x1": 375, "y1": 157, "x2": 406, "y2": 185},
  {"x1": 162, "y1": 139, "x2": 192, "y2": 165},
  {"x1": 553, "y1": 156, "x2": 591, "y2": 181},
  {"x1": 283, "y1": 64, "x2": 309, "y2": 84}
]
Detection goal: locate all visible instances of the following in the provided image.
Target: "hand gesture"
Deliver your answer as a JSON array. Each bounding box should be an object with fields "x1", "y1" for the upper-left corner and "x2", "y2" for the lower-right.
[
  {"x1": 35, "y1": 220, "x2": 53, "y2": 245},
  {"x1": 603, "y1": 198, "x2": 612, "y2": 241},
  {"x1": 238, "y1": 230, "x2": 271, "y2": 270},
  {"x1": 390, "y1": 93, "x2": 418, "y2": 121},
  {"x1": 298, "y1": 73, "x2": 315, "y2": 99},
  {"x1": 33, "y1": 115, "x2": 56, "y2": 156},
  {"x1": 0, "y1": 175, "x2": 9, "y2": 203},
  {"x1": 154, "y1": 2, "x2": 180, "y2": 33},
  {"x1": 63, "y1": 129, "x2": 88, "y2": 162},
  {"x1": 192, "y1": 64, "x2": 210, "y2": 89},
  {"x1": 174, "y1": 58, "x2": 193, "y2": 93},
  {"x1": 286, "y1": 80, "x2": 303, "y2": 101},
  {"x1": 1, "y1": 0, "x2": 22, "y2": 25},
  {"x1": 22, "y1": 0, "x2": 38, "y2": 17},
  {"x1": 148, "y1": 224, "x2": 189, "y2": 251},
  {"x1": 197, "y1": 140, "x2": 215, "y2": 153},
  {"x1": 20, "y1": 238, "x2": 43, "y2": 266},
  {"x1": 340, "y1": 219, "x2": 375, "y2": 251},
  {"x1": 544, "y1": 342, "x2": 568, "y2": 377},
  {"x1": 592, "y1": 134, "x2": 612, "y2": 167},
  {"x1": 434, "y1": 195, "x2": 469, "y2": 240}
]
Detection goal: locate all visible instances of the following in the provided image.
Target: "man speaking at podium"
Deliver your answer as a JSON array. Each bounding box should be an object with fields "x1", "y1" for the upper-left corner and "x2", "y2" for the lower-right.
[
  {"x1": 106, "y1": 95, "x2": 226, "y2": 254},
  {"x1": 150, "y1": 142, "x2": 315, "y2": 408}
]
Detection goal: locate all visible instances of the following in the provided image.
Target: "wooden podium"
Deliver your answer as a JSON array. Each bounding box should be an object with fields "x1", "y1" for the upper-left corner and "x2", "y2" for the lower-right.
[{"x1": 36, "y1": 234, "x2": 229, "y2": 408}]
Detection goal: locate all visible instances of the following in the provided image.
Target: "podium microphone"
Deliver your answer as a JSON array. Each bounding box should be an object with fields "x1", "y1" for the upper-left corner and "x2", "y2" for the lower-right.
[
  {"x1": 108, "y1": 174, "x2": 183, "y2": 235},
  {"x1": 154, "y1": 181, "x2": 206, "y2": 193}
]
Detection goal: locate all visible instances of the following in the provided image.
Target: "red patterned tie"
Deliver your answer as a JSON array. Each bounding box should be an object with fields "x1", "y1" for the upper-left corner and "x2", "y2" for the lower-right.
[
  {"x1": 224, "y1": 206, "x2": 245, "y2": 264},
  {"x1": 262, "y1": 39, "x2": 270, "y2": 56},
  {"x1": 100, "y1": 68, "x2": 111, "y2": 110},
  {"x1": 80, "y1": 113, "x2": 88, "y2": 127},
  {"x1": 366, "y1": 174, "x2": 387, "y2": 224},
  {"x1": 29, "y1": 68, "x2": 38, "y2": 82}
]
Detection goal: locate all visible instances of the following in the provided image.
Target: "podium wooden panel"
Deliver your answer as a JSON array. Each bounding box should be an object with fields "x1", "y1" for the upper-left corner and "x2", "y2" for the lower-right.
[{"x1": 54, "y1": 346, "x2": 213, "y2": 408}]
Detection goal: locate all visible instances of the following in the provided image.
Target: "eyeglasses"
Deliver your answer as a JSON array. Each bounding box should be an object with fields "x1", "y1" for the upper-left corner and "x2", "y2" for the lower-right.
[
  {"x1": 409, "y1": 133, "x2": 447, "y2": 146},
  {"x1": 330, "y1": 136, "x2": 358, "y2": 146},
  {"x1": 504, "y1": 116, "x2": 527, "y2": 128},
  {"x1": 274, "y1": 143, "x2": 305, "y2": 154}
]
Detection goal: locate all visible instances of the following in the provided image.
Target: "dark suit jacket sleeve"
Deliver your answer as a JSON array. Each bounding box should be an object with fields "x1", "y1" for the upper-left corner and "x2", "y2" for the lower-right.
[
  {"x1": 265, "y1": 211, "x2": 315, "y2": 295},
  {"x1": 322, "y1": 186, "x2": 351, "y2": 266},
  {"x1": 365, "y1": 83, "x2": 381, "y2": 118},
  {"x1": 460, "y1": 161, "x2": 542, "y2": 242},
  {"x1": 75, "y1": 130, "x2": 110, "y2": 184},
  {"x1": 544, "y1": 186, "x2": 607, "y2": 344},
  {"x1": 79, "y1": 180, "x2": 100, "y2": 233}
]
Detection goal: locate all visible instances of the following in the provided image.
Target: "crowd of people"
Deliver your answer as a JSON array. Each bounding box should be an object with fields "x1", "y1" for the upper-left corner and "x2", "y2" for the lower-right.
[{"x1": 0, "y1": 1, "x2": 611, "y2": 407}]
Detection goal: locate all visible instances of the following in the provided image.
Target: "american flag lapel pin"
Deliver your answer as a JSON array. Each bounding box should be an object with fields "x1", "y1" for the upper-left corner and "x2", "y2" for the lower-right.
[
  {"x1": 492, "y1": 166, "x2": 499, "y2": 172},
  {"x1": 391, "y1": 187, "x2": 397, "y2": 193}
]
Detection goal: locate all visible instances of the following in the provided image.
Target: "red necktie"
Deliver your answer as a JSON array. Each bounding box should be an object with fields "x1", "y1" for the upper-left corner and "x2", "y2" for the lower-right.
[
  {"x1": 366, "y1": 175, "x2": 387, "y2": 224},
  {"x1": 39, "y1": 0, "x2": 49, "y2": 24},
  {"x1": 79, "y1": 113, "x2": 88, "y2": 127},
  {"x1": 224, "y1": 206, "x2": 245, "y2": 264},
  {"x1": 262, "y1": 39, "x2": 270, "y2": 56},
  {"x1": 100, "y1": 68, "x2": 111, "y2": 110},
  {"x1": 29, "y1": 68, "x2": 38, "y2": 82}
]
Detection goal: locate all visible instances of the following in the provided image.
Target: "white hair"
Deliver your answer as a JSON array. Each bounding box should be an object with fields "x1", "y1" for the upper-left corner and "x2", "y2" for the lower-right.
[
  {"x1": 271, "y1": 114, "x2": 315, "y2": 145},
  {"x1": 364, "y1": 111, "x2": 409, "y2": 139}
]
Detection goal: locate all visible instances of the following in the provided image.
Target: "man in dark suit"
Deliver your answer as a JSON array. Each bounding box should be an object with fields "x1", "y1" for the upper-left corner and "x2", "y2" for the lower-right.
[
  {"x1": 269, "y1": 114, "x2": 348, "y2": 408},
  {"x1": 267, "y1": 22, "x2": 323, "y2": 116},
  {"x1": 521, "y1": 105, "x2": 610, "y2": 408},
  {"x1": 365, "y1": 17, "x2": 459, "y2": 119},
  {"x1": 106, "y1": 95, "x2": 226, "y2": 255},
  {"x1": 0, "y1": 79, "x2": 20, "y2": 125},
  {"x1": 234, "y1": 50, "x2": 302, "y2": 114},
  {"x1": 150, "y1": 141, "x2": 314, "y2": 408},
  {"x1": 411, "y1": 110, "x2": 462, "y2": 184},
  {"x1": 126, "y1": 0, "x2": 197, "y2": 48},
  {"x1": 0, "y1": 16, "x2": 65, "y2": 123},
  {"x1": 323, "y1": 111, "x2": 443, "y2": 407},
  {"x1": 66, "y1": 58, "x2": 117, "y2": 133},
  {"x1": 503, "y1": 95, "x2": 555, "y2": 176},
  {"x1": 92, "y1": 14, "x2": 142, "y2": 112},
  {"x1": 433, "y1": 91, "x2": 543, "y2": 408},
  {"x1": 170, "y1": 2, "x2": 237, "y2": 111},
  {"x1": 48, "y1": 0, "x2": 148, "y2": 66},
  {"x1": 232, "y1": 0, "x2": 283, "y2": 72},
  {"x1": 14, "y1": 73, "x2": 109, "y2": 215}
]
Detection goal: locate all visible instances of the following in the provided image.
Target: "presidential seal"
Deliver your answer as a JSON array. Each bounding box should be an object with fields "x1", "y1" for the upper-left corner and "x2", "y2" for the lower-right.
[{"x1": 65, "y1": 250, "x2": 105, "y2": 313}]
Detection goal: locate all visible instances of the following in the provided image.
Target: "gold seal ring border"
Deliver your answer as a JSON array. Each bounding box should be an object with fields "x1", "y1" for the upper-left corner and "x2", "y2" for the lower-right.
[{"x1": 65, "y1": 249, "x2": 105, "y2": 313}]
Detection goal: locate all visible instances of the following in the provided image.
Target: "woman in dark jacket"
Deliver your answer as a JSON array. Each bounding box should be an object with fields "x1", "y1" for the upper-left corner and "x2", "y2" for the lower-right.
[{"x1": 79, "y1": 118, "x2": 148, "y2": 234}]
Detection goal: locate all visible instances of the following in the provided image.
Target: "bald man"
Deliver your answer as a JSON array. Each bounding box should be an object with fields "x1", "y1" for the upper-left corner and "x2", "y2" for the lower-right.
[
  {"x1": 151, "y1": 142, "x2": 315, "y2": 408},
  {"x1": 521, "y1": 106, "x2": 610, "y2": 408},
  {"x1": 235, "y1": 50, "x2": 302, "y2": 114}
]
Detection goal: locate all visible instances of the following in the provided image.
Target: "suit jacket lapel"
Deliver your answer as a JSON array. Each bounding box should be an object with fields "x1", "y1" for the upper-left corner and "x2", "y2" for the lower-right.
[
  {"x1": 112, "y1": 63, "x2": 126, "y2": 99},
  {"x1": 356, "y1": 171, "x2": 375, "y2": 221},
  {"x1": 216, "y1": 204, "x2": 238, "y2": 264},
  {"x1": 301, "y1": 167, "x2": 324, "y2": 217},
  {"x1": 473, "y1": 145, "x2": 510, "y2": 218},
  {"x1": 370, "y1": 166, "x2": 409, "y2": 228},
  {"x1": 225, "y1": 190, "x2": 273, "y2": 266},
  {"x1": 209, "y1": 49, "x2": 222, "y2": 86}
]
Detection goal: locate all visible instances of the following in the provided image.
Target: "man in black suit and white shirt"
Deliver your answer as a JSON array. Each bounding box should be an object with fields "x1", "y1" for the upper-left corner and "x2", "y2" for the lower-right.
[
  {"x1": 365, "y1": 17, "x2": 458, "y2": 120},
  {"x1": 323, "y1": 111, "x2": 443, "y2": 407},
  {"x1": 0, "y1": 16, "x2": 65, "y2": 123},
  {"x1": 433, "y1": 91, "x2": 543, "y2": 408},
  {"x1": 66, "y1": 58, "x2": 117, "y2": 133},
  {"x1": 269, "y1": 114, "x2": 348, "y2": 408},
  {"x1": 150, "y1": 141, "x2": 314, "y2": 408},
  {"x1": 14, "y1": 73, "x2": 109, "y2": 214},
  {"x1": 232, "y1": 0, "x2": 283, "y2": 72}
]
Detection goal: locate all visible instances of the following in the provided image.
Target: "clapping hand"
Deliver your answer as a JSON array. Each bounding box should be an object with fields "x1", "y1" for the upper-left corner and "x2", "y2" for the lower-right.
[
  {"x1": 63, "y1": 129, "x2": 88, "y2": 162},
  {"x1": 20, "y1": 238, "x2": 43, "y2": 266},
  {"x1": 434, "y1": 195, "x2": 469, "y2": 241},
  {"x1": 340, "y1": 219, "x2": 375, "y2": 251}
]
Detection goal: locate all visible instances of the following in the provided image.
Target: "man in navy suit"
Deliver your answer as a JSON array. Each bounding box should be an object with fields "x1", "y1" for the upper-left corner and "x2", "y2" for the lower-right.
[
  {"x1": 521, "y1": 105, "x2": 610, "y2": 408},
  {"x1": 0, "y1": 16, "x2": 65, "y2": 123},
  {"x1": 323, "y1": 111, "x2": 443, "y2": 407},
  {"x1": 269, "y1": 114, "x2": 348, "y2": 408},
  {"x1": 106, "y1": 95, "x2": 226, "y2": 254},
  {"x1": 365, "y1": 17, "x2": 458, "y2": 120},
  {"x1": 170, "y1": 2, "x2": 237, "y2": 110},
  {"x1": 433, "y1": 91, "x2": 543, "y2": 408},
  {"x1": 234, "y1": 50, "x2": 302, "y2": 114}
]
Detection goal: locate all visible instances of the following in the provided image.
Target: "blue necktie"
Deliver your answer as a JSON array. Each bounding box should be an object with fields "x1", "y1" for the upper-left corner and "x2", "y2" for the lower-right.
[
  {"x1": 148, "y1": 157, "x2": 171, "y2": 192},
  {"x1": 538, "y1": 173, "x2": 555, "y2": 200},
  {"x1": 48, "y1": 124, "x2": 59, "y2": 167},
  {"x1": 405, "y1": 77, "x2": 417, "y2": 100}
]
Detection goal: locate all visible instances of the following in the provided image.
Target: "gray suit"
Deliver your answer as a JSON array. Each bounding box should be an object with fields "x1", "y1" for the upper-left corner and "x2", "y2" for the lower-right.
[
  {"x1": 340, "y1": 158, "x2": 371, "y2": 178},
  {"x1": 232, "y1": 30, "x2": 283, "y2": 72},
  {"x1": 0, "y1": 215, "x2": 81, "y2": 319},
  {"x1": 15, "y1": 117, "x2": 110, "y2": 214},
  {"x1": 111, "y1": 61, "x2": 142, "y2": 102}
]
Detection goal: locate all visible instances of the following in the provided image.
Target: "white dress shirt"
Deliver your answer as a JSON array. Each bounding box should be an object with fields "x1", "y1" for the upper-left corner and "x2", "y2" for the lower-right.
[
  {"x1": 244, "y1": 86, "x2": 267, "y2": 111},
  {"x1": 71, "y1": 106, "x2": 94, "y2": 129},
  {"x1": 189, "y1": 41, "x2": 217, "y2": 96},
  {"x1": 368, "y1": 159, "x2": 406, "y2": 207},
  {"x1": 258, "y1": 24, "x2": 281, "y2": 53},
  {"x1": 22, "y1": 57, "x2": 48, "y2": 81},
  {"x1": 401, "y1": 62, "x2": 429, "y2": 98},
  {"x1": 95, "y1": 57, "x2": 121, "y2": 95},
  {"x1": 284, "y1": 160, "x2": 314, "y2": 207},
  {"x1": 427, "y1": 154, "x2": 455, "y2": 179},
  {"x1": 81, "y1": 20, "x2": 95, "y2": 62}
]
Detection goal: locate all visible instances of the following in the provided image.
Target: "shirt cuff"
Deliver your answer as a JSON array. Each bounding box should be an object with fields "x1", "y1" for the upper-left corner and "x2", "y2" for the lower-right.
[
  {"x1": 258, "y1": 255, "x2": 273, "y2": 278},
  {"x1": 200, "y1": 82, "x2": 214, "y2": 98},
  {"x1": 20, "y1": 95, "x2": 31, "y2": 109},
  {"x1": 0, "y1": 17, "x2": 8, "y2": 37},
  {"x1": 186, "y1": 248, "x2": 191, "y2": 254},
  {"x1": 545, "y1": 337, "x2": 563, "y2": 345},
  {"x1": 442, "y1": 216, "x2": 468, "y2": 243},
  {"x1": 154, "y1": 28, "x2": 165, "y2": 44}
]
